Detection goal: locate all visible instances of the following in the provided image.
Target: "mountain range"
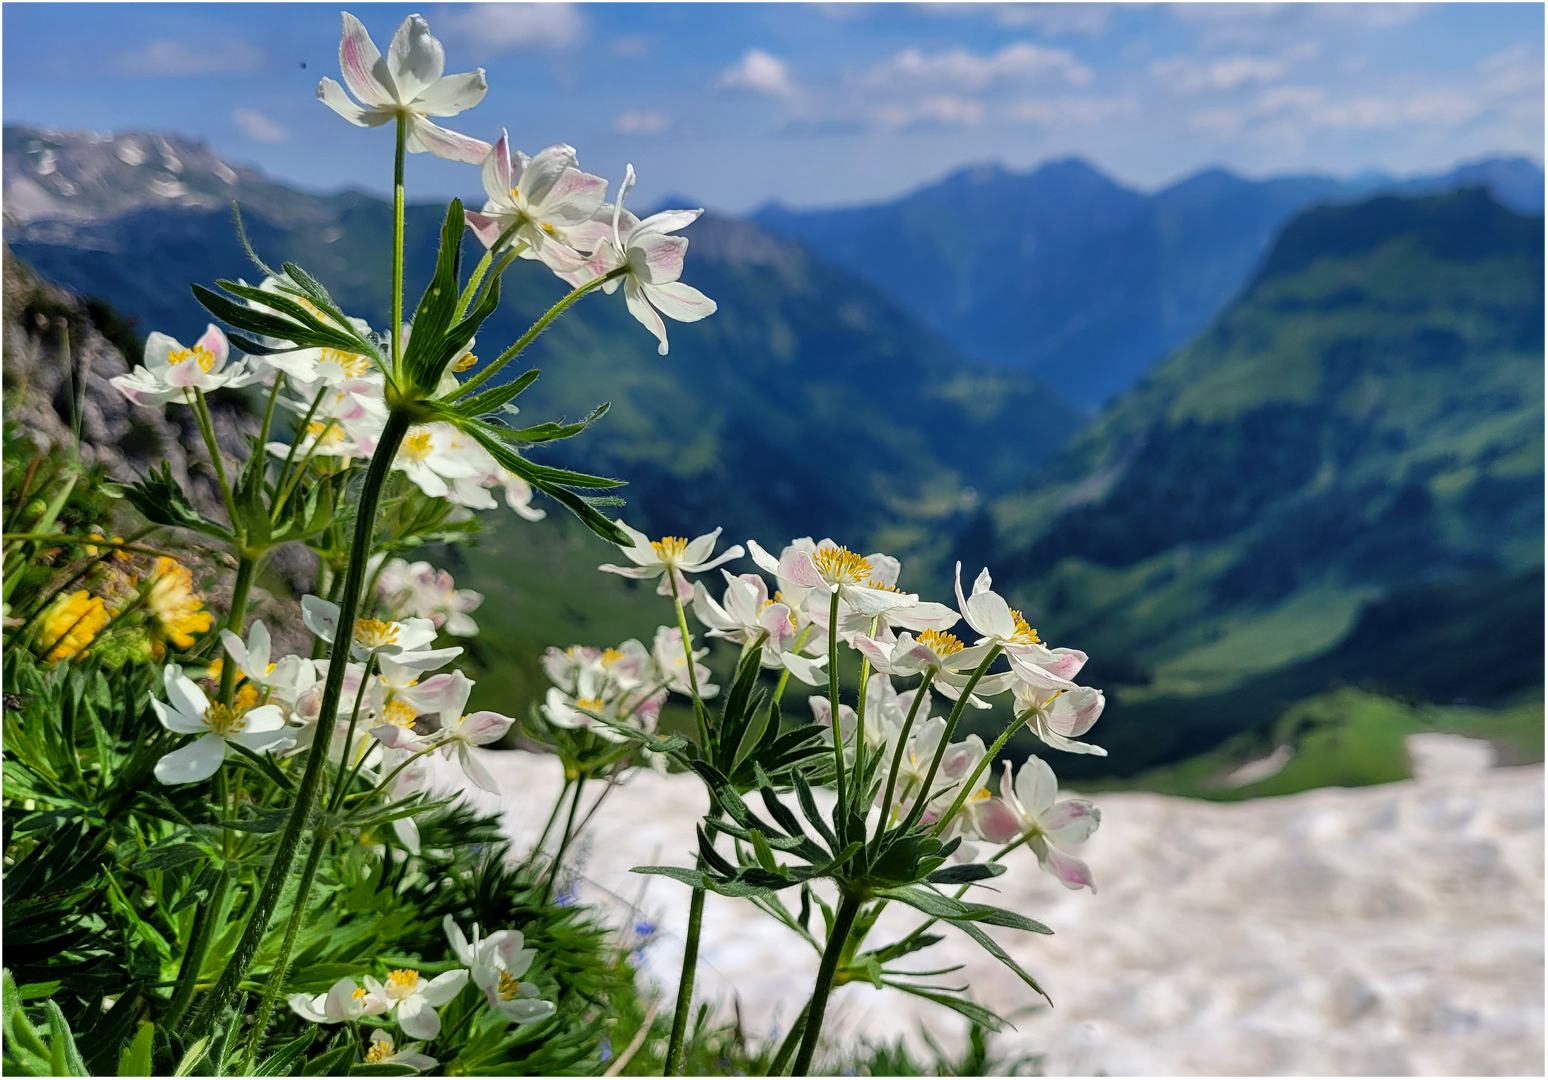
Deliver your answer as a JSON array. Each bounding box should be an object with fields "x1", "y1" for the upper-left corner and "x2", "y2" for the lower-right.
[{"x1": 755, "y1": 155, "x2": 1543, "y2": 409}]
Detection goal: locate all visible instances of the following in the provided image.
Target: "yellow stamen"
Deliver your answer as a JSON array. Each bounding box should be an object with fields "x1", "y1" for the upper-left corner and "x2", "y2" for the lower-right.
[
  {"x1": 400, "y1": 430, "x2": 434, "y2": 462},
  {"x1": 453, "y1": 352, "x2": 478, "y2": 372},
  {"x1": 365, "y1": 1040, "x2": 392, "y2": 1064},
  {"x1": 1008, "y1": 609, "x2": 1040, "y2": 644},
  {"x1": 651, "y1": 537, "x2": 689, "y2": 563},
  {"x1": 812, "y1": 546, "x2": 873, "y2": 584},
  {"x1": 352, "y1": 987, "x2": 368, "y2": 1000},
  {"x1": 385, "y1": 969, "x2": 420, "y2": 998},
  {"x1": 382, "y1": 700, "x2": 417, "y2": 728},
  {"x1": 969, "y1": 786, "x2": 991, "y2": 802},
  {"x1": 601, "y1": 648, "x2": 625, "y2": 666},
  {"x1": 203, "y1": 702, "x2": 249, "y2": 737},
  {"x1": 575, "y1": 697, "x2": 605, "y2": 711},
  {"x1": 497, "y1": 970, "x2": 524, "y2": 1001},
  {"x1": 353, "y1": 618, "x2": 400, "y2": 649},
  {"x1": 918, "y1": 629, "x2": 964, "y2": 658},
  {"x1": 168, "y1": 345, "x2": 217, "y2": 372},
  {"x1": 317, "y1": 347, "x2": 373, "y2": 377}
]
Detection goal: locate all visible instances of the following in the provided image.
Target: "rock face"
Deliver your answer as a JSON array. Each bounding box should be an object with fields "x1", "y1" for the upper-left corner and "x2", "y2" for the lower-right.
[
  {"x1": 443, "y1": 739, "x2": 1544, "y2": 1075},
  {"x1": 1, "y1": 250, "x2": 314, "y2": 648}
]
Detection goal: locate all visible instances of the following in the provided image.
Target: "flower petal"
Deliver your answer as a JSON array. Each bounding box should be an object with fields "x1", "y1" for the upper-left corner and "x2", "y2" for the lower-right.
[
  {"x1": 413, "y1": 69, "x2": 487, "y2": 117},
  {"x1": 1042, "y1": 798, "x2": 1101, "y2": 846},
  {"x1": 643, "y1": 281, "x2": 717, "y2": 324},
  {"x1": 623, "y1": 277, "x2": 670, "y2": 355},
  {"x1": 1016, "y1": 755, "x2": 1059, "y2": 818},
  {"x1": 154, "y1": 733, "x2": 227, "y2": 785},
  {"x1": 396, "y1": 993, "x2": 440, "y2": 1041},
  {"x1": 386, "y1": 14, "x2": 445, "y2": 103},
  {"x1": 405, "y1": 115, "x2": 491, "y2": 165},
  {"x1": 420, "y1": 969, "x2": 469, "y2": 1007},
  {"x1": 338, "y1": 13, "x2": 396, "y2": 106}
]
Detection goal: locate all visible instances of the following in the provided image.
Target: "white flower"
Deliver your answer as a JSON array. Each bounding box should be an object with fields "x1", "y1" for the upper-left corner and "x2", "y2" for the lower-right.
[
  {"x1": 248, "y1": 276, "x2": 380, "y2": 385},
  {"x1": 151, "y1": 665, "x2": 292, "y2": 784},
  {"x1": 976, "y1": 755, "x2": 1101, "y2": 892},
  {"x1": 599, "y1": 522, "x2": 744, "y2": 600},
  {"x1": 1014, "y1": 683, "x2": 1106, "y2": 756},
  {"x1": 876, "y1": 711, "x2": 986, "y2": 825},
  {"x1": 110, "y1": 325, "x2": 258, "y2": 407},
  {"x1": 466, "y1": 132, "x2": 610, "y2": 273},
  {"x1": 374, "y1": 670, "x2": 513, "y2": 793},
  {"x1": 954, "y1": 564, "x2": 1087, "y2": 691},
  {"x1": 691, "y1": 571, "x2": 827, "y2": 686},
  {"x1": 393, "y1": 422, "x2": 488, "y2": 500},
  {"x1": 361, "y1": 968, "x2": 469, "y2": 1040},
  {"x1": 287, "y1": 976, "x2": 387, "y2": 1025},
  {"x1": 218, "y1": 621, "x2": 317, "y2": 706},
  {"x1": 652, "y1": 625, "x2": 717, "y2": 699},
  {"x1": 852, "y1": 628, "x2": 1016, "y2": 708},
  {"x1": 781, "y1": 540, "x2": 919, "y2": 618},
  {"x1": 540, "y1": 642, "x2": 666, "y2": 740},
  {"x1": 496, "y1": 470, "x2": 546, "y2": 521},
  {"x1": 301, "y1": 595, "x2": 461, "y2": 667},
  {"x1": 317, "y1": 12, "x2": 491, "y2": 164},
  {"x1": 376, "y1": 559, "x2": 483, "y2": 637},
  {"x1": 445, "y1": 917, "x2": 556, "y2": 1027},
  {"x1": 565, "y1": 165, "x2": 716, "y2": 355},
  {"x1": 362, "y1": 1029, "x2": 437, "y2": 1073}
]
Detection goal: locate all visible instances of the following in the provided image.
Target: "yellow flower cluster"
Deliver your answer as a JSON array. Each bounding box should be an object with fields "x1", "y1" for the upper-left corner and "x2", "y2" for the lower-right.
[
  {"x1": 33, "y1": 554, "x2": 214, "y2": 664},
  {"x1": 143, "y1": 556, "x2": 214, "y2": 652},
  {"x1": 38, "y1": 591, "x2": 112, "y2": 662}
]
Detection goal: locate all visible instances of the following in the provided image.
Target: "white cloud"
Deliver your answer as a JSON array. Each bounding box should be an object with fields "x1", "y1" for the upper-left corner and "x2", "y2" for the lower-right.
[
  {"x1": 232, "y1": 108, "x2": 288, "y2": 143},
  {"x1": 612, "y1": 35, "x2": 653, "y2": 58},
  {"x1": 1191, "y1": 81, "x2": 1486, "y2": 139},
  {"x1": 1008, "y1": 95, "x2": 1138, "y2": 126},
  {"x1": 860, "y1": 41, "x2": 1092, "y2": 93},
  {"x1": 116, "y1": 39, "x2": 262, "y2": 75},
  {"x1": 1151, "y1": 53, "x2": 1288, "y2": 94},
  {"x1": 441, "y1": 3, "x2": 586, "y2": 53},
  {"x1": 1480, "y1": 45, "x2": 1543, "y2": 98},
  {"x1": 873, "y1": 95, "x2": 985, "y2": 128},
  {"x1": 1171, "y1": 3, "x2": 1423, "y2": 46},
  {"x1": 921, "y1": 3, "x2": 1116, "y2": 36},
  {"x1": 614, "y1": 110, "x2": 671, "y2": 135},
  {"x1": 717, "y1": 49, "x2": 799, "y2": 100}
]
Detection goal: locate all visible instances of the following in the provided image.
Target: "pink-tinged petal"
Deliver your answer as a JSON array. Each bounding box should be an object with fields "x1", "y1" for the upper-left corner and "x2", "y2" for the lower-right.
[
  {"x1": 164, "y1": 359, "x2": 210, "y2": 390},
  {"x1": 457, "y1": 711, "x2": 514, "y2": 746},
  {"x1": 1042, "y1": 798, "x2": 1101, "y2": 846},
  {"x1": 629, "y1": 233, "x2": 689, "y2": 286},
  {"x1": 655, "y1": 567, "x2": 694, "y2": 600},
  {"x1": 465, "y1": 210, "x2": 509, "y2": 250},
  {"x1": 851, "y1": 635, "x2": 893, "y2": 671},
  {"x1": 1043, "y1": 647, "x2": 1088, "y2": 681},
  {"x1": 890, "y1": 600, "x2": 960, "y2": 632},
  {"x1": 1008, "y1": 652, "x2": 1078, "y2": 692},
  {"x1": 537, "y1": 169, "x2": 608, "y2": 225},
  {"x1": 631, "y1": 208, "x2": 702, "y2": 241},
  {"x1": 420, "y1": 969, "x2": 469, "y2": 1007},
  {"x1": 458, "y1": 742, "x2": 501, "y2": 794},
  {"x1": 412, "y1": 69, "x2": 487, "y2": 116},
  {"x1": 757, "y1": 603, "x2": 796, "y2": 651},
  {"x1": 1039, "y1": 842, "x2": 1097, "y2": 893},
  {"x1": 1015, "y1": 755, "x2": 1059, "y2": 818},
  {"x1": 1050, "y1": 686, "x2": 1105, "y2": 737},
  {"x1": 196, "y1": 324, "x2": 228, "y2": 366},
  {"x1": 519, "y1": 144, "x2": 580, "y2": 205},
  {"x1": 396, "y1": 994, "x2": 440, "y2": 1041},
  {"x1": 623, "y1": 277, "x2": 670, "y2": 355},
  {"x1": 154, "y1": 734, "x2": 227, "y2": 785},
  {"x1": 976, "y1": 798, "x2": 1023, "y2": 845},
  {"x1": 405, "y1": 116, "x2": 491, "y2": 165},
  {"x1": 598, "y1": 562, "x2": 663, "y2": 580},
  {"x1": 529, "y1": 234, "x2": 590, "y2": 275},
  {"x1": 782, "y1": 549, "x2": 826, "y2": 591},
  {"x1": 386, "y1": 14, "x2": 445, "y2": 103},
  {"x1": 479, "y1": 131, "x2": 513, "y2": 203},
  {"x1": 643, "y1": 281, "x2": 717, "y2": 324},
  {"x1": 338, "y1": 12, "x2": 396, "y2": 106},
  {"x1": 369, "y1": 725, "x2": 419, "y2": 750},
  {"x1": 691, "y1": 581, "x2": 735, "y2": 631}
]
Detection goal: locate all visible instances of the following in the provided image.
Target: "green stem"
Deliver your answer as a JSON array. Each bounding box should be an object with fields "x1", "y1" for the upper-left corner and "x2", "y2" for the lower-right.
[
  {"x1": 663, "y1": 883, "x2": 706, "y2": 1076},
  {"x1": 851, "y1": 617, "x2": 878, "y2": 794},
  {"x1": 528, "y1": 778, "x2": 573, "y2": 865},
  {"x1": 672, "y1": 592, "x2": 711, "y2": 749},
  {"x1": 272, "y1": 387, "x2": 328, "y2": 520},
  {"x1": 328, "y1": 654, "x2": 379, "y2": 814},
  {"x1": 765, "y1": 996, "x2": 811, "y2": 1077},
  {"x1": 390, "y1": 115, "x2": 406, "y2": 380},
  {"x1": 217, "y1": 554, "x2": 259, "y2": 706},
  {"x1": 239, "y1": 834, "x2": 329, "y2": 1075},
  {"x1": 790, "y1": 891, "x2": 863, "y2": 1076},
  {"x1": 825, "y1": 591, "x2": 847, "y2": 836},
  {"x1": 929, "y1": 716, "x2": 1021, "y2": 838},
  {"x1": 452, "y1": 234, "x2": 525, "y2": 324},
  {"x1": 191, "y1": 387, "x2": 241, "y2": 536},
  {"x1": 873, "y1": 674, "x2": 932, "y2": 845},
  {"x1": 895, "y1": 646, "x2": 1002, "y2": 838},
  {"x1": 190, "y1": 408, "x2": 412, "y2": 1036},
  {"x1": 161, "y1": 866, "x2": 231, "y2": 1028},
  {"x1": 451, "y1": 270, "x2": 621, "y2": 401},
  {"x1": 542, "y1": 776, "x2": 587, "y2": 904}
]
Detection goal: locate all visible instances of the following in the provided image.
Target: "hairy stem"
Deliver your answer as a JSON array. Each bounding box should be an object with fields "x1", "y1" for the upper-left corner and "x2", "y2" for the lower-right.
[
  {"x1": 790, "y1": 891, "x2": 863, "y2": 1076},
  {"x1": 895, "y1": 646, "x2": 1001, "y2": 838},
  {"x1": 217, "y1": 554, "x2": 258, "y2": 706},
  {"x1": 542, "y1": 776, "x2": 587, "y2": 905},
  {"x1": 663, "y1": 883, "x2": 706, "y2": 1076},
  {"x1": 160, "y1": 866, "x2": 230, "y2": 1029},
  {"x1": 929, "y1": 716, "x2": 1021, "y2": 837},
  {"x1": 825, "y1": 591, "x2": 847, "y2": 837},
  {"x1": 873, "y1": 673, "x2": 932, "y2": 846},
  {"x1": 390, "y1": 115, "x2": 406, "y2": 380},
  {"x1": 191, "y1": 387, "x2": 240, "y2": 535},
  {"x1": 239, "y1": 835, "x2": 329, "y2": 1075}
]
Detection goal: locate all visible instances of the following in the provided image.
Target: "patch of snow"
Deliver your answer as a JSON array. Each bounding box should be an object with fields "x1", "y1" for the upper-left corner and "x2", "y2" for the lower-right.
[{"x1": 1224, "y1": 744, "x2": 1294, "y2": 788}]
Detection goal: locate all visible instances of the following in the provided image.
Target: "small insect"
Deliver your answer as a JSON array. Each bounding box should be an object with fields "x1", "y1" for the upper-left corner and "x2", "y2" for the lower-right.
[{"x1": 300, "y1": 61, "x2": 307, "y2": 69}]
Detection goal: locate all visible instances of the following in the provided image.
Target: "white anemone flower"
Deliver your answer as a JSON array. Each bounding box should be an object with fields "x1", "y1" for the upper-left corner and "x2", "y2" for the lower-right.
[
  {"x1": 1014, "y1": 682, "x2": 1107, "y2": 756},
  {"x1": 600, "y1": 522, "x2": 744, "y2": 601},
  {"x1": 976, "y1": 755, "x2": 1101, "y2": 892},
  {"x1": 111, "y1": 325, "x2": 258, "y2": 407},
  {"x1": 151, "y1": 665, "x2": 292, "y2": 784},
  {"x1": 565, "y1": 165, "x2": 716, "y2": 355},
  {"x1": 301, "y1": 595, "x2": 462, "y2": 668},
  {"x1": 287, "y1": 976, "x2": 387, "y2": 1025},
  {"x1": 467, "y1": 132, "x2": 610, "y2": 273},
  {"x1": 953, "y1": 563, "x2": 1087, "y2": 691},
  {"x1": 496, "y1": 469, "x2": 546, "y2": 521},
  {"x1": 691, "y1": 571, "x2": 827, "y2": 686},
  {"x1": 781, "y1": 540, "x2": 919, "y2": 618},
  {"x1": 376, "y1": 559, "x2": 484, "y2": 637},
  {"x1": 317, "y1": 12, "x2": 491, "y2": 164},
  {"x1": 876, "y1": 713, "x2": 987, "y2": 825},
  {"x1": 540, "y1": 642, "x2": 666, "y2": 740},
  {"x1": 374, "y1": 671, "x2": 513, "y2": 793},
  {"x1": 393, "y1": 422, "x2": 487, "y2": 500},
  {"x1": 361, "y1": 1030, "x2": 437, "y2": 1074},
  {"x1": 852, "y1": 628, "x2": 1016, "y2": 708},
  {"x1": 445, "y1": 917, "x2": 556, "y2": 1026},
  {"x1": 218, "y1": 621, "x2": 316, "y2": 700},
  {"x1": 361, "y1": 968, "x2": 469, "y2": 1040},
  {"x1": 651, "y1": 625, "x2": 718, "y2": 698}
]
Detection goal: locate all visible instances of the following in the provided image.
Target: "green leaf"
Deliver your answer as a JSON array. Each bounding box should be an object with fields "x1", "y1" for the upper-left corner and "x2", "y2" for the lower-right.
[
  {"x1": 118, "y1": 1020, "x2": 155, "y2": 1077},
  {"x1": 880, "y1": 981, "x2": 1006, "y2": 1031},
  {"x1": 792, "y1": 770, "x2": 838, "y2": 851},
  {"x1": 347, "y1": 1065, "x2": 419, "y2": 1076},
  {"x1": 926, "y1": 862, "x2": 1008, "y2": 885},
  {"x1": 134, "y1": 843, "x2": 208, "y2": 871},
  {"x1": 121, "y1": 464, "x2": 233, "y2": 541},
  {"x1": 226, "y1": 741, "x2": 296, "y2": 791},
  {"x1": 448, "y1": 368, "x2": 540, "y2": 418},
  {"x1": 172, "y1": 1037, "x2": 210, "y2": 1077},
  {"x1": 749, "y1": 828, "x2": 779, "y2": 873},
  {"x1": 873, "y1": 885, "x2": 974, "y2": 921},
  {"x1": 629, "y1": 865, "x2": 706, "y2": 890},
  {"x1": 255, "y1": 1027, "x2": 317, "y2": 1076},
  {"x1": 218, "y1": 806, "x2": 291, "y2": 834},
  {"x1": 946, "y1": 918, "x2": 1052, "y2": 1005},
  {"x1": 44, "y1": 1000, "x2": 88, "y2": 1077},
  {"x1": 301, "y1": 1045, "x2": 354, "y2": 1076},
  {"x1": 497, "y1": 403, "x2": 610, "y2": 446}
]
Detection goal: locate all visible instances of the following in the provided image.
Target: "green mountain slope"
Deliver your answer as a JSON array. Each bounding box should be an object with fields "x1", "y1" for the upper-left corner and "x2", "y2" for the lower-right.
[
  {"x1": 967, "y1": 188, "x2": 1544, "y2": 777},
  {"x1": 3, "y1": 126, "x2": 1081, "y2": 574}
]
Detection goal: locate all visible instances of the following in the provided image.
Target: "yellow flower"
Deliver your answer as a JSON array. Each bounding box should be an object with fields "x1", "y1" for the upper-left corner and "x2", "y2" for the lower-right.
[
  {"x1": 38, "y1": 590, "x2": 111, "y2": 662},
  {"x1": 144, "y1": 557, "x2": 214, "y2": 653}
]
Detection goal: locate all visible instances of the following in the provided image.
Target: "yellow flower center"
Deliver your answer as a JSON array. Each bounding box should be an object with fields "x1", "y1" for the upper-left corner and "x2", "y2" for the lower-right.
[
  {"x1": 382, "y1": 700, "x2": 417, "y2": 728},
  {"x1": 353, "y1": 618, "x2": 400, "y2": 648},
  {"x1": 317, "y1": 348, "x2": 373, "y2": 377},
  {"x1": 385, "y1": 969, "x2": 420, "y2": 998},
  {"x1": 496, "y1": 971, "x2": 524, "y2": 1001},
  {"x1": 575, "y1": 697, "x2": 605, "y2": 711},
  {"x1": 352, "y1": 987, "x2": 369, "y2": 1000},
  {"x1": 305, "y1": 421, "x2": 345, "y2": 445},
  {"x1": 918, "y1": 629, "x2": 964, "y2": 658},
  {"x1": 453, "y1": 352, "x2": 478, "y2": 372},
  {"x1": 365, "y1": 1040, "x2": 392, "y2": 1064},
  {"x1": 601, "y1": 648, "x2": 625, "y2": 666},
  {"x1": 812, "y1": 546, "x2": 872, "y2": 585},
  {"x1": 969, "y1": 786, "x2": 992, "y2": 802},
  {"x1": 400, "y1": 430, "x2": 434, "y2": 462},
  {"x1": 1008, "y1": 609, "x2": 1040, "y2": 644},
  {"x1": 203, "y1": 702, "x2": 249, "y2": 737},
  {"x1": 168, "y1": 345, "x2": 217, "y2": 372},
  {"x1": 650, "y1": 537, "x2": 689, "y2": 563}
]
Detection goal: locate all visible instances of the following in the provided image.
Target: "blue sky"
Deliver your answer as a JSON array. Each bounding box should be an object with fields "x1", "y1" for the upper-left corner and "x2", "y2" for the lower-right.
[{"x1": 4, "y1": 3, "x2": 1542, "y2": 213}]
